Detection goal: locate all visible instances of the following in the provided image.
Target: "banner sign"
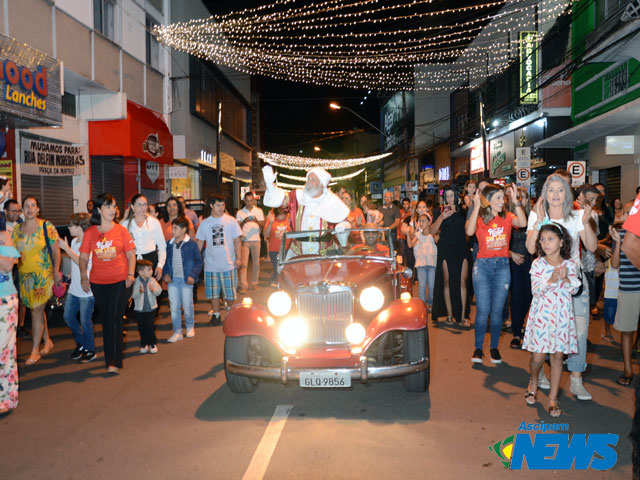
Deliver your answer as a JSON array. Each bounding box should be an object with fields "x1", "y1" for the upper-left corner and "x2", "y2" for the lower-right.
[
  {"x1": 519, "y1": 31, "x2": 538, "y2": 105},
  {"x1": 0, "y1": 33, "x2": 62, "y2": 126},
  {"x1": 169, "y1": 166, "x2": 188, "y2": 179},
  {"x1": 490, "y1": 132, "x2": 515, "y2": 178},
  {"x1": 21, "y1": 138, "x2": 86, "y2": 176}
]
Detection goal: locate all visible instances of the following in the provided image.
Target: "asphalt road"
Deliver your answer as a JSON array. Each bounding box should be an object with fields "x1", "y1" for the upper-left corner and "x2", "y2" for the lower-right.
[{"x1": 1, "y1": 263, "x2": 635, "y2": 479}]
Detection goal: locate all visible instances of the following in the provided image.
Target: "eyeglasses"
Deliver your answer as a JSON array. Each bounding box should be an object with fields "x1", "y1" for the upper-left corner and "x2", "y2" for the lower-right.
[
  {"x1": 134, "y1": 203, "x2": 148, "y2": 207},
  {"x1": 7, "y1": 209, "x2": 21, "y2": 213}
]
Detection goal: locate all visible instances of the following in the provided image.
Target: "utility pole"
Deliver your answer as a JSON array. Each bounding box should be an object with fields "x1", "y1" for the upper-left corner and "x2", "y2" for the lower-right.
[
  {"x1": 216, "y1": 100, "x2": 222, "y2": 191},
  {"x1": 478, "y1": 92, "x2": 488, "y2": 178}
]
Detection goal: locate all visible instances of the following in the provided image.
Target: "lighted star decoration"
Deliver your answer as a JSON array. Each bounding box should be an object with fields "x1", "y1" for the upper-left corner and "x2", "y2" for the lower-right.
[{"x1": 154, "y1": 0, "x2": 571, "y2": 91}]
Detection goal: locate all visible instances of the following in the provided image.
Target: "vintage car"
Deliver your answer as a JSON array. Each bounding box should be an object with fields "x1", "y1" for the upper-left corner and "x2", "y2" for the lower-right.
[{"x1": 222, "y1": 227, "x2": 429, "y2": 393}]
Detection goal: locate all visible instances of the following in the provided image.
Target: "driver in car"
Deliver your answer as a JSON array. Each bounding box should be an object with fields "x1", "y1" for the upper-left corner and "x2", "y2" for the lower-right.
[{"x1": 350, "y1": 224, "x2": 390, "y2": 255}]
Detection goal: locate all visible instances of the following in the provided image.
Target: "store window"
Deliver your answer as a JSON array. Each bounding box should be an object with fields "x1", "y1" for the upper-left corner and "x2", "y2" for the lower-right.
[
  {"x1": 91, "y1": 157, "x2": 125, "y2": 211},
  {"x1": 62, "y1": 92, "x2": 76, "y2": 118},
  {"x1": 146, "y1": 15, "x2": 160, "y2": 71},
  {"x1": 94, "y1": 0, "x2": 117, "y2": 42},
  {"x1": 596, "y1": 0, "x2": 626, "y2": 27}
]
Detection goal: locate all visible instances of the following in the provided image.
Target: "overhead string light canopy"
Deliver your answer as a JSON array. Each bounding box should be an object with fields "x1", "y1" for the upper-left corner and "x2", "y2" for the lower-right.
[
  {"x1": 155, "y1": 0, "x2": 571, "y2": 91},
  {"x1": 278, "y1": 167, "x2": 366, "y2": 182},
  {"x1": 258, "y1": 151, "x2": 390, "y2": 170}
]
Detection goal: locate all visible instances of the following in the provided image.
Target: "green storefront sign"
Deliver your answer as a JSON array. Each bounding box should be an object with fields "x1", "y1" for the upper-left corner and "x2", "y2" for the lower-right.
[{"x1": 520, "y1": 31, "x2": 538, "y2": 105}]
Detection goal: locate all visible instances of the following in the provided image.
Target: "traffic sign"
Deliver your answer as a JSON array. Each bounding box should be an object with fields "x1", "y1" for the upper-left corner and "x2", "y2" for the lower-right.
[
  {"x1": 567, "y1": 160, "x2": 586, "y2": 187},
  {"x1": 516, "y1": 167, "x2": 531, "y2": 187}
]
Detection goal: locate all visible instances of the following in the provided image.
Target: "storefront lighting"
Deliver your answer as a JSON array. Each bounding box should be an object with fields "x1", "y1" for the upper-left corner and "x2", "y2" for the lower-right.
[{"x1": 492, "y1": 119, "x2": 500, "y2": 127}]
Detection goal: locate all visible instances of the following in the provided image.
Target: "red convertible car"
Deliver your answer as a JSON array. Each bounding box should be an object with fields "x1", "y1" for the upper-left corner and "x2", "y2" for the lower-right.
[{"x1": 223, "y1": 227, "x2": 430, "y2": 393}]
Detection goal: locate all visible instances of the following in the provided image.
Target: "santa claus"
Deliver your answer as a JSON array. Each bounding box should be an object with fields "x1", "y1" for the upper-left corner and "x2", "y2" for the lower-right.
[{"x1": 262, "y1": 165, "x2": 350, "y2": 257}]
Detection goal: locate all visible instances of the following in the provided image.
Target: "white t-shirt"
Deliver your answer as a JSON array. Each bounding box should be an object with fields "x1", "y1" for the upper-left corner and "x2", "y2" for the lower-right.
[
  {"x1": 196, "y1": 214, "x2": 243, "y2": 273},
  {"x1": 236, "y1": 206, "x2": 264, "y2": 242},
  {"x1": 526, "y1": 210, "x2": 585, "y2": 266},
  {"x1": 68, "y1": 237, "x2": 93, "y2": 298}
]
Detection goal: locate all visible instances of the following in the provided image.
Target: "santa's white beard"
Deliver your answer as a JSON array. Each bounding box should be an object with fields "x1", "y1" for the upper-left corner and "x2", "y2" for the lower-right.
[{"x1": 303, "y1": 183, "x2": 322, "y2": 198}]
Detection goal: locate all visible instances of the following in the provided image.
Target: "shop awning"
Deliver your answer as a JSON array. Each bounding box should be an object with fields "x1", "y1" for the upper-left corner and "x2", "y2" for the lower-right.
[
  {"x1": 535, "y1": 96, "x2": 640, "y2": 149},
  {"x1": 89, "y1": 100, "x2": 173, "y2": 164}
]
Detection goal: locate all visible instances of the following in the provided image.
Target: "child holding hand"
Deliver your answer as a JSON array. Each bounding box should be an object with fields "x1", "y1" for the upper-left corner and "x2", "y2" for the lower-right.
[{"x1": 522, "y1": 223, "x2": 581, "y2": 417}]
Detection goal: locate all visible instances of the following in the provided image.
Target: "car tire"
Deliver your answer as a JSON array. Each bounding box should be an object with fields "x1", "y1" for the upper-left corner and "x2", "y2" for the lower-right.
[
  {"x1": 403, "y1": 328, "x2": 430, "y2": 393},
  {"x1": 224, "y1": 336, "x2": 259, "y2": 393}
]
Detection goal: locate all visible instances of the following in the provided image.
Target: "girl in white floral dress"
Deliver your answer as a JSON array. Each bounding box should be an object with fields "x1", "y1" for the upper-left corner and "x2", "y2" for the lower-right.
[{"x1": 522, "y1": 223, "x2": 581, "y2": 417}]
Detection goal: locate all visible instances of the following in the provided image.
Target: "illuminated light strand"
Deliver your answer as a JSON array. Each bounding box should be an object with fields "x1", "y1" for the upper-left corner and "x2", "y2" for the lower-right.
[
  {"x1": 259, "y1": 151, "x2": 391, "y2": 170},
  {"x1": 278, "y1": 168, "x2": 366, "y2": 182},
  {"x1": 155, "y1": 0, "x2": 569, "y2": 91}
]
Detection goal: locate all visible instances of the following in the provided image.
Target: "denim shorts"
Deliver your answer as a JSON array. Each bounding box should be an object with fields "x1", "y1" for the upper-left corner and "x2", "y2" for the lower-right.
[{"x1": 603, "y1": 297, "x2": 617, "y2": 325}]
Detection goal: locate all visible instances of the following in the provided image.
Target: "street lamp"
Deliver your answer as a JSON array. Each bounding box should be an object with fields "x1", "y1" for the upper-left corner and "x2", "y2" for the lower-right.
[
  {"x1": 329, "y1": 102, "x2": 389, "y2": 139},
  {"x1": 313, "y1": 146, "x2": 321, "y2": 152}
]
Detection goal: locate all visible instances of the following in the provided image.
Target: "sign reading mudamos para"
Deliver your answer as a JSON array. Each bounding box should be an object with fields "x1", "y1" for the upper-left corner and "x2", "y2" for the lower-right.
[
  {"x1": 0, "y1": 33, "x2": 62, "y2": 126},
  {"x1": 21, "y1": 138, "x2": 86, "y2": 176}
]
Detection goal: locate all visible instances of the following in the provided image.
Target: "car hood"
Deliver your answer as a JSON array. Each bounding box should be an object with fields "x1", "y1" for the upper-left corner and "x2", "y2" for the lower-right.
[{"x1": 280, "y1": 258, "x2": 389, "y2": 291}]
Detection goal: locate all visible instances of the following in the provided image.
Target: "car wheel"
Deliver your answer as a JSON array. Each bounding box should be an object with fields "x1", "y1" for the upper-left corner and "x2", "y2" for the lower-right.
[
  {"x1": 403, "y1": 328, "x2": 430, "y2": 392},
  {"x1": 224, "y1": 336, "x2": 260, "y2": 393}
]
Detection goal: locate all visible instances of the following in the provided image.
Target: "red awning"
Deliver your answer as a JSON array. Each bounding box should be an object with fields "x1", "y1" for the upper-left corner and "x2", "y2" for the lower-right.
[{"x1": 89, "y1": 100, "x2": 173, "y2": 165}]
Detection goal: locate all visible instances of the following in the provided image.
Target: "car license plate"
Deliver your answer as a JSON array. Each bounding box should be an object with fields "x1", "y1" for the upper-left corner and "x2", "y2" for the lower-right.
[{"x1": 299, "y1": 371, "x2": 351, "y2": 388}]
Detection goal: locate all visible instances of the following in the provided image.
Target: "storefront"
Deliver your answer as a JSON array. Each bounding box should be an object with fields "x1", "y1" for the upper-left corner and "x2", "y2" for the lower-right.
[
  {"x1": 89, "y1": 100, "x2": 173, "y2": 208},
  {"x1": 0, "y1": 34, "x2": 63, "y2": 217}
]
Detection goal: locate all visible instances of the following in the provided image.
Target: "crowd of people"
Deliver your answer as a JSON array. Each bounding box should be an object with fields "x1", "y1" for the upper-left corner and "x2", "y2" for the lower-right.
[{"x1": 0, "y1": 168, "x2": 639, "y2": 424}]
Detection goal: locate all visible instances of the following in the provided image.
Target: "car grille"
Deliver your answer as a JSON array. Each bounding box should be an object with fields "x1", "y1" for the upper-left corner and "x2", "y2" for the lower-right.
[{"x1": 296, "y1": 284, "x2": 353, "y2": 344}]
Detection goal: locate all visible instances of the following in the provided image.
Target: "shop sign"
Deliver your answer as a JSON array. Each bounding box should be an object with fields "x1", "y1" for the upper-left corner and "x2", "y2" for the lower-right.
[
  {"x1": 21, "y1": 138, "x2": 86, "y2": 176},
  {"x1": 490, "y1": 133, "x2": 515, "y2": 178},
  {"x1": 142, "y1": 133, "x2": 165, "y2": 159},
  {"x1": 0, "y1": 34, "x2": 62, "y2": 126},
  {"x1": 169, "y1": 166, "x2": 188, "y2": 179},
  {"x1": 438, "y1": 166, "x2": 450, "y2": 182},
  {"x1": 141, "y1": 159, "x2": 164, "y2": 190},
  {"x1": 603, "y1": 61, "x2": 628, "y2": 101},
  {"x1": 470, "y1": 143, "x2": 487, "y2": 174},
  {"x1": 519, "y1": 31, "x2": 538, "y2": 105},
  {"x1": 514, "y1": 123, "x2": 546, "y2": 168}
]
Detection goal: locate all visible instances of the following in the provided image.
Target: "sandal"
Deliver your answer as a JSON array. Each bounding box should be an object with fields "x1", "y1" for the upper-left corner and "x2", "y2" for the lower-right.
[
  {"x1": 26, "y1": 353, "x2": 41, "y2": 365},
  {"x1": 617, "y1": 374, "x2": 634, "y2": 386},
  {"x1": 525, "y1": 379, "x2": 537, "y2": 406},
  {"x1": 548, "y1": 400, "x2": 562, "y2": 418},
  {"x1": 40, "y1": 340, "x2": 54, "y2": 355},
  {"x1": 444, "y1": 316, "x2": 454, "y2": 326},
  {"x1": 601, "y1": 334, "x2": 614, "y2": 343},
  {"x1": 458, "y1": 318, "x2": 471, "y2": 328}
]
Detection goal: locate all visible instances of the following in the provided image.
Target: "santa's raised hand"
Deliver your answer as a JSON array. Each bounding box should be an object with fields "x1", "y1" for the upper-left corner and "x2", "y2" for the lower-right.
[{"x1": 262, "y1": 165, "x2": 277, "y2": 186}]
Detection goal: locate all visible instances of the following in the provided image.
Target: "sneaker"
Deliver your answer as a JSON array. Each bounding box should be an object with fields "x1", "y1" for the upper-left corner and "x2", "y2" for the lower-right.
[
  {"x1": 149, "y1": 345, "x2": 158, "y2": 354},
  {"x1": 167, "y1": 333, "x2": 183, "y2": 343},
  {"x1": 471, "y1": 348, "x2": 484, "y2": 363},
  {"x1": 80, "y1": 351, "x2": 96, "y2": 363},
  {"x1": 70, "y1": 345, "x2": 84, "y2": 361},
  {"x1": 570, "y1": 376, "x2": 592, "y2": 400},
  {"x1": 510, "y1": 337, "x2": 522, "y2": 349},
  {"x1": 538, "y1": 369, "x2": 551, "y2": 390},
  {"x1": 186, "y1": 328, "x2": 195, "y2": 338},
  {"x1": 140, "y1": 346, "x2": 149, "y2": 353},
  {"x1": 490, "y1": 348, "x2": 502, "y2": 364},
  {"x1": 209, "y1": 313, "x2": 222, "y2": 327}
]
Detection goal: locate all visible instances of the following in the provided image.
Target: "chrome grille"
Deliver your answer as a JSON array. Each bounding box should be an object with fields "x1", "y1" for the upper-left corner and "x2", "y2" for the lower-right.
[{"x1": 297, "y1": 284, "x2": 353, "y2": 344}]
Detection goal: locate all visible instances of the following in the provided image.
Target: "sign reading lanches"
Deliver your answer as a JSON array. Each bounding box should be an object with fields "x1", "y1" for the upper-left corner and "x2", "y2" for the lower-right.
[
  {"x1": 21, "y1": 138, "x2": 86, "y2": 176},
  {"x1": 0, "y1": 33, "x2": 62, "y2": 126},
  {"x1": 519, "y1": 31, "x2": 538, "y2": 105}
]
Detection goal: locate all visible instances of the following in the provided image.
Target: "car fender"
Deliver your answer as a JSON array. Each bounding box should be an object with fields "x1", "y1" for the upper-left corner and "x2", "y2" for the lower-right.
[
  {"x1": 361, "y1": 298, "x2": 428, "y2": 351},
  {"x1": 223, "y1": 304, "x2": 277, "y2": 339}
]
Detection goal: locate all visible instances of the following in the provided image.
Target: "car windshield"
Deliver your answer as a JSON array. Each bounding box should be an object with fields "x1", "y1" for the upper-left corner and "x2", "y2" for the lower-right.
[{"x1": 280, "y1": 227, "x2": 394, "y2": 264}]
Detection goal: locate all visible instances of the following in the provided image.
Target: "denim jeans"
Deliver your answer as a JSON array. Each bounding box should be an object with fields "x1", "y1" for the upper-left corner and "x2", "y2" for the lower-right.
[
  {"x1": 416, "y1": 265, "x2": 436, "y2": 305},
  {"x1": 473, "y1": 257, "x2": 510, "y2": 350},
  {"x1": 567, "y1": 272, "x2": 589, "y2": 373},
  {"x1": 64, "y1": 294, "x2": 96, "y2": 352},
  {"x1": 168, "y1": 277, "x2": 194, "y2": 334}
]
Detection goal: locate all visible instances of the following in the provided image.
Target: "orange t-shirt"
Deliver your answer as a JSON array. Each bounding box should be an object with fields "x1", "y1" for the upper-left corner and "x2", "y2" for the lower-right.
[
  {"x1": 267, "y1": 218, "x2": 291, "y2": 252},
  {"x1": 160, "y1": 217, "x2": 194, "y2": 241},
  {"x1": 475, "y1": 212, "x2": 516, "y2": 258},
  {"x1": 80, "y1": 224, "x2": 135, "y2": 284},
  {"x1": 623, "y1": 192, "x2": 640, "y2": 236}
]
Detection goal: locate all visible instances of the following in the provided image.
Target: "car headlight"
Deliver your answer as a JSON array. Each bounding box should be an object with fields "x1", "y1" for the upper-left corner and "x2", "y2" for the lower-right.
[
  {"x1": 268, "y1": 291, "x2": 292, "y2": 317},
  {"x1": 359, "y1": 286, "x2": 384, "y2": 312},
  {"x1": 345, "y1": 323, "x2": 366, "y2": 344},
  {"x1": 278, "y1": 317, "x2": 308, "y2": 348}
]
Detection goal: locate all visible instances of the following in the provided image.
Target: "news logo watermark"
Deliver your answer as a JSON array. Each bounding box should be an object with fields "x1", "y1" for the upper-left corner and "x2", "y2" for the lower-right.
[{"x1": 489, "y1": 421, "x2": 619, "y2": 470}]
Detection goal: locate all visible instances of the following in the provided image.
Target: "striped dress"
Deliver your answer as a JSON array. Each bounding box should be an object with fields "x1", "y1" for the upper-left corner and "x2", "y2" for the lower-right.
[{"x1": 522, "y1": 257, "x2": 580, "y2": 354}]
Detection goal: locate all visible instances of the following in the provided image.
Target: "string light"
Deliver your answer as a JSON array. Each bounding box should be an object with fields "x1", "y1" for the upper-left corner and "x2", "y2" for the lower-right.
[
  {"x1": 155, "y1": 0, "x2": 570, "y2": 91},
  {"x1": 259, "y1": 151, "x2": 391, "y2": 170},
  {"x1": 278, "y1": 167, "x2": 366, "y2": 182}
]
